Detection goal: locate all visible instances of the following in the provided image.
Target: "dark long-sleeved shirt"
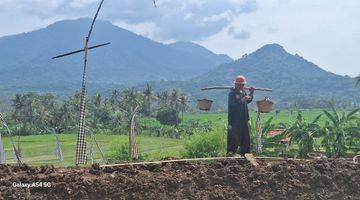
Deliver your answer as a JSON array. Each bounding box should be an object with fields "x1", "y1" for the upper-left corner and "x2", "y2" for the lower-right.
[{"x1": 228, "y1": 88, "x2": 253, "y2": 126}]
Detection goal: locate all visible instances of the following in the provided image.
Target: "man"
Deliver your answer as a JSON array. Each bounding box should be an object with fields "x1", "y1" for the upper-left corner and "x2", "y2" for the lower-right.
[{"x1": 227, "y1": 75, "x2": 255, "y2": 156}]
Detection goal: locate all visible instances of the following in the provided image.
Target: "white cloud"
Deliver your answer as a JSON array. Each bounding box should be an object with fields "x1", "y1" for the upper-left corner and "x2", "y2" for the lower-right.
[
  {"x1": 69, "y1": 0, "x2": 98, "y2": 8},
  {"x1": 228, "y1": 27, "x2": 250, "y2": 40},
  {"x1": 0, "y1": 0, "x2": 258, "y2": 41},
  {"x1": 198, "y1": 0, "x2": 360, "y2": 76}
]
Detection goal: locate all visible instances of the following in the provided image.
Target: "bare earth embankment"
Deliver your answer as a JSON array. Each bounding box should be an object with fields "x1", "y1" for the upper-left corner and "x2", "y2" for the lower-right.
[{"x1": 0, "y1": 158, "x2": 359, "y2": 199}]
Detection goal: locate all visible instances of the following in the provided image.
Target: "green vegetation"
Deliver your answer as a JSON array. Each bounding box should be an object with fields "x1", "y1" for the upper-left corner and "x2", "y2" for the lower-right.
[
  {"x1": 1, "y1": 134, "x2": 185, "y2": 166},
  {"x1": 156, "y1": 107, "x2": 180, "y2": 126},
  {"x1": 184, "y1": 109, "x2": 331, "y2": 125},
  {"x1": 0, "y1": 88, "x2": 358, "y2": 166},
  {"x1": 1, "y1": 87, "x2": 188, "y2": 136},
  {"x1": 183, "y1": 126, "x2": 226, "y2": 158},
  {"x1": 285, "y1": 112, "x2": 322, "y2": 158},
  {"x1": 320, "y1": 106, "x2": 360, "y2": 157}
]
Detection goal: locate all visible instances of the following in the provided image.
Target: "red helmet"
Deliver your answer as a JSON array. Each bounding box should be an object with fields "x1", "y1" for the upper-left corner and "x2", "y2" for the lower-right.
[{"x1": 234, "y1": 75, "x2": 247, "y2": 84}]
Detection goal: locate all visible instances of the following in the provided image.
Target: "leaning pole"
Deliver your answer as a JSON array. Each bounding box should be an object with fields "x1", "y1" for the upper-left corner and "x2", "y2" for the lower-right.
[{"x1": 75, "y1": 0, "x2": 106, "y2": 165}]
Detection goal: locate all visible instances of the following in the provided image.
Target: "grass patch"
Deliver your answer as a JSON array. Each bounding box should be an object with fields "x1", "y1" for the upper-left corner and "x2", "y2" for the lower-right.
[{"x1": 2, "y1": 133, "x2": 185, "y2": 166}]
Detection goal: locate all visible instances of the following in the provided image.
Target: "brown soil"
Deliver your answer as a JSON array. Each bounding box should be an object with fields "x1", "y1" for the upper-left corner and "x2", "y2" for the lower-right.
[{"x1": 0, "y1": 159, "x2": 359, "y2": 200}]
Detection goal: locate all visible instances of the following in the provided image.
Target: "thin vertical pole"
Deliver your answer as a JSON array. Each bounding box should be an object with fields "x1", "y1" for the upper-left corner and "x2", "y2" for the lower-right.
[
  {"x1": 256, "y1": 111, "x2": 263, "y2": 153},
  {"x1": 130, "y1": 106, "x2": 139, "y2": 160},
  {"x1": 75, "y1": 0, "x2": 105, "y2": 166},
  {"x1": 0, "y1": 132, "x2": 5, "y2": 164},
  {"x1": 0, "y1": 113, "x2": 21, "y2": 165},
  {"x1": 75, "y1": 38, "x2": 89, "y2": 165}
]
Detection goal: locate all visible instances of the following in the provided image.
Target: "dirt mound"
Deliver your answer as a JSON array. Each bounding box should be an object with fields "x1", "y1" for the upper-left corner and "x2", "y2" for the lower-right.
[{"x1": 0, "y1": 159, "x2": 359, "y2": 199}]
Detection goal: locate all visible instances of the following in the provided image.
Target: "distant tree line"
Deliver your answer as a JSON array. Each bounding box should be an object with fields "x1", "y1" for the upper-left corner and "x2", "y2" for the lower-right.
[
  {"x1": 1, "y1": 84, "x2": 189, "y2": 136},
  {"x1": 284, "y1": 98, "x2": 359, "y2": 110}
]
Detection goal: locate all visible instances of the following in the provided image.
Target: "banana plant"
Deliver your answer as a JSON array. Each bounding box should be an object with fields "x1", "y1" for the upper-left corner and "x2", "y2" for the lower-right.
[
  {"x1": 321, "y1": 105, "x2": 360, "y2": 157},
  {"x1": 249, "y1": 116, "x2": 276, "y2": 154},
  {"x1": 286, "y1": 111, "x2": 322, "y2": 158}
]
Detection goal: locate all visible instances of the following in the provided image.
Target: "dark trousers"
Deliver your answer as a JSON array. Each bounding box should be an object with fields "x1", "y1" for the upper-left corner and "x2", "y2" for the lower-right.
[{"x1": 227, "y1": 122, "x2": 250, "y2": 155}]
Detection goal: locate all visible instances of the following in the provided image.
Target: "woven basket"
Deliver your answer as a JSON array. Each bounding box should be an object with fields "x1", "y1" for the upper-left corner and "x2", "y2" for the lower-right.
[
  {"x1": 256, "y1": 100, "x2": 274, "y2": 113},
  {"x1": 197, "y1": 99, "x2": 213, "y2": 111}
]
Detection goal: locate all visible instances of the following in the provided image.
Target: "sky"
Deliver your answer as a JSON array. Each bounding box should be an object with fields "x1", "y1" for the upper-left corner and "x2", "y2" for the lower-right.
[{"x1": 0, "y1": 0, "x2": 359, "y2": 77}]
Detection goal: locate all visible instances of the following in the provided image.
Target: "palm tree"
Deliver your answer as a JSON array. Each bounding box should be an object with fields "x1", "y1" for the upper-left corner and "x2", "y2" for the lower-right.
[
  {"x1": 55, "y1": 102, "x2": 73, "y2": 131},
  {"x1": 90, "y1": 93, "x2": 102, "y2": 130},
  {"x1": 170, "y1": 89, "x2": 184, "y2": 125},
  {"x1": 121, "y1": 88, "x2": 143, "y2": 116},
  {"x1": 109, "y1": 89, "x2": 121, "y2": 111},
  {"x1": 178, "y1": 94, "x2": 188, "y2": 121},
  {"x1": 143, "y1": 83, "x2": 153, "y2": 117},
  {"x1": 11, "y1": 94, "x2": 24, "y2": 124},
  {"x1": 156, "y1": 91, "x2": 169, "y2": 108},
  {"x1": 92, "y1": 93, "x2": 102, "y2": 108},
  {"x1": 169, "y1": 89, "x2": 181, "y2": 111}
]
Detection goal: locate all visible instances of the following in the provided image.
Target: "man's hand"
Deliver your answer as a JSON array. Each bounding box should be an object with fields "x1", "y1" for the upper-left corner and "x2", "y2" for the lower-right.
[
  {"x1": 249, "y1": 86, "x2": 255, "y2": 94},
  {"x1": 241, "y1": 95, "x2": 252, "y2": 102}
]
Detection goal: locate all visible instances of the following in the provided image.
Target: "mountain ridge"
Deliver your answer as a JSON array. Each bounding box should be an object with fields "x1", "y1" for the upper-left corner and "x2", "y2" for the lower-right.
[
  {"x1": 0, "y1": 18, "x2": 231, "y2": 96},
  {"x1": 0, "y1": 18, "x2": 358, "y2": 109},
  {"x1": 146, "y1": 43, "x2": 360, "y2": 109}
]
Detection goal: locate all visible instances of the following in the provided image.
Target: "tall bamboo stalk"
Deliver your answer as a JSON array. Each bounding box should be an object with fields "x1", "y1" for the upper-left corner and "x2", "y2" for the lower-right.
[
  {"x1": 256, "y1": 111, "x2": 263, "y2": 153},
  {"x1": 0, "y1": 131, "x2": 5, "y2": 164},
  {"x1": 201, "y1": 86, "x2": 272, "y2": 92},
  {"x1": 0, "y1": 113, "x2": 21, "y2": 165},
  {"x1": 130, "y1": 106, "x2": 140, "y2": 160},
  {"x1": 75, "y1": 0, "x2": 105, "y2": 165}
]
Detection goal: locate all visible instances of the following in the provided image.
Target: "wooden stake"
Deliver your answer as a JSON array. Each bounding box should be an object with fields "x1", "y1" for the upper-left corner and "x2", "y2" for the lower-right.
[
  {"x1": 0, "y1": 113, "x2": 22, "y2": 165},
  {"x1": 244, "y1": 153, "x2": 259, "y2": 167},
  {"x1": 255, "y1": 111, "x2": 263, "y2": 153},
  {"x1": 0, "y1": 131, "x2": 5, "y2": 164},
  {"x1": 130, "y1": 106, "x2": 140, "y2": 160}
]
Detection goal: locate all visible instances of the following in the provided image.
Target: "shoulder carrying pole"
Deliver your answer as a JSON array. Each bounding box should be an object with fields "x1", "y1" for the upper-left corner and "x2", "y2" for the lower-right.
[{"x1": 201, "y1": 86, "x2": 272, "y2": 92}]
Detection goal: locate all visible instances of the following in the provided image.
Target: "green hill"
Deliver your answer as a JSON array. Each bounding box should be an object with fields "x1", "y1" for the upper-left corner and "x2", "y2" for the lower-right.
[
  {"x1": 147, "y1": 44, "x2": 360, "y2": 109},
  {"x1": 0, "y1": 18, "x2": 232, "y2": 97}
]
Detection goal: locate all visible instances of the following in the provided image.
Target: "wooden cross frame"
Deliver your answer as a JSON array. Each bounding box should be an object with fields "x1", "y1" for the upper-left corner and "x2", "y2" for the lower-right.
[
  {"x1": 52, "y1": 42, "x2": 110, "y2": 59},
  {"x1": 0, "y1": 113, "x2": 22, "y2": 165},
  {"x1": 52, "y1": 0, "x2": 107, "y2": 165},
  {"x1": 52, "y1": 0, "x2": 157, "y2": 165}
]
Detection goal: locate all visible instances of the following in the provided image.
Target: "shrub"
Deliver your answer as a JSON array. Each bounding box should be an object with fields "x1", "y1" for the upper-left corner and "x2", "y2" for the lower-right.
[
  {"x1": 105, "y1": 143, "x2": 147, "y2": 163},
  {"x1": 183, "y1": 126, "x2": 226, "y2": 158},
  {"x1": 156, "y1": 107, "x2": 180, "y2": 126},
  {"x1": 178, "y1": 120, "x2": 212, "y2": 135}
]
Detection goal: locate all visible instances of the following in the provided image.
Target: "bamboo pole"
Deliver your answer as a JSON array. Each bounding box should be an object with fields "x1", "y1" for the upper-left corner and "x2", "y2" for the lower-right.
[
  {"x1": 0, "y1": 113, "x2": 22, "y2": 165},
  {"x1": 255, "y1": 111, "x2": 263, "y2": 153},
  {"x1": 201, "y1": 86, "x2": 272, "y2": 92},
  {"x1": 75, "y1": 0, "x2": 105, "y2": 165},
  {"x1": 130, "y1": 106, "x2": 140, "y2": 160},
  {"x1": 75, "y1": 37, "x2": 89, "y2": 165},
  {"x1": 0, "y1": 130, "x2": 5, "y2": 164}
]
